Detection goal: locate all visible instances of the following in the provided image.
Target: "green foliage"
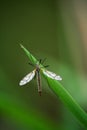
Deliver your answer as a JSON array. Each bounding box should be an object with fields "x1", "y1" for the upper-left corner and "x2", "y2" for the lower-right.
[{"x1": 43, "y1": 75, "x2": 87, "y2": 128}]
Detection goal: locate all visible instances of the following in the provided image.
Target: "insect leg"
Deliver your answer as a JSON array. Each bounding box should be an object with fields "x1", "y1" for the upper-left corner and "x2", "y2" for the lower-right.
[
  {"x1": 44, "y1": 65, "x2": 50, "y2": 68},
  {"x1": 28, "y1": 62, "x2": 34, "y2": 67}
]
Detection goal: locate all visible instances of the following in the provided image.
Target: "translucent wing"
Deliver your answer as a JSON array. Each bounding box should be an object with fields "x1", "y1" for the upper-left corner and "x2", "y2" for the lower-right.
[
  {"x1": 19, "y1": 70, "x2": 35, "y2": 86},
  {"x1": 42, "y1": 70, "x2": 62, "y2": 81}
]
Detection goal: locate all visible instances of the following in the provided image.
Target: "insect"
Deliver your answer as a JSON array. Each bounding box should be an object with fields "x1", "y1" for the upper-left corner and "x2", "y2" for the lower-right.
[{"x1": 19, "y1": 59, "x2": 62, "y2": 96}]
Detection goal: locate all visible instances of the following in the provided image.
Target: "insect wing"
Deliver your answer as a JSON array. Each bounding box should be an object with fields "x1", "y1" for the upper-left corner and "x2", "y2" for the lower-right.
[
  {"x1": 19, "y1": 70, "x2": 35, "y2": 86},
  {"x1": 43, "y1": 70, "x2": 62, "y2": 81}
]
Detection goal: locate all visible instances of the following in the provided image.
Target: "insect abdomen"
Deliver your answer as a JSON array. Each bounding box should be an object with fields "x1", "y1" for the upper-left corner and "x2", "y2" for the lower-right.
[{"x1": 36, "y1": 70, "x2": 42, "y2": 96}]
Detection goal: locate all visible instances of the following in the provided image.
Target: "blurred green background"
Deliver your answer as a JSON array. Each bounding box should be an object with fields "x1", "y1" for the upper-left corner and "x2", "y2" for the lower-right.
[{"x1": 0, "y1": 0, "x2": 87, "y2": 130}]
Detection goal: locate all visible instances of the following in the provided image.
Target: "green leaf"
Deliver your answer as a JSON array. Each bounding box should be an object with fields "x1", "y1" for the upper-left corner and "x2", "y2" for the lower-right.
[
  {"x1": 43, "y1": 75, "x2": 87, "y2": 128},
  {"x1": 20, "y1": 44, "x2": 87, "y2": 128},
  {"x1": 20, "y1": 44, "x2": 38, "y2": 64}
]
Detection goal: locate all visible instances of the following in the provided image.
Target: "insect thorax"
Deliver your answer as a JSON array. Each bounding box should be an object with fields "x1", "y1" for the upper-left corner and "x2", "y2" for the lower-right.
[{"x1": 35, "y1": 64, "x2": 40, "y2": 71}]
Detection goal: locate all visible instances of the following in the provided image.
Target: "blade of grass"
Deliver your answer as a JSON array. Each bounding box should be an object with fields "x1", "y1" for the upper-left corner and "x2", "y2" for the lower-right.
[
  {"x1": 42, "y1": 75, "x2": 87, "y2": 128},
  {"x1": 20, "y1": 44, "x2": 37, "y2": 64},
  {"x1": 20, "y1": 44, "x2": 87, "y2": 128}
]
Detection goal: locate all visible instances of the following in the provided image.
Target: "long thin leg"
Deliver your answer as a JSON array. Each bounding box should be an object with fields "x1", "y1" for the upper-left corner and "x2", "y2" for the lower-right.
[
  {"x1": 28, "y1": 62, "x2": 34, "y2": 67},
  {"x1": 41, "y1": 58, "x2": 47, "y2": 64},
  {"x1": 39, "y1": 59, "x2": 42, "y2": 64},
  {"x1": 44, "y1": 65, "x2": 50, "y2": 68}
]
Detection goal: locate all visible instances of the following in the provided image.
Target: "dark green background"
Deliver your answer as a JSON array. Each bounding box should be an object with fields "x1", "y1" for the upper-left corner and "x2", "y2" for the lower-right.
[{"x1": 0, "y1": 1, "x2": 87, "y2": 130}]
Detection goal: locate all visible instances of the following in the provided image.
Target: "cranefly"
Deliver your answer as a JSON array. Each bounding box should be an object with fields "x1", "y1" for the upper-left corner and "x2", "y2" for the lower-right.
[{"x1": 19, "y1": 59, "x2": 62, "y2": 95}]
